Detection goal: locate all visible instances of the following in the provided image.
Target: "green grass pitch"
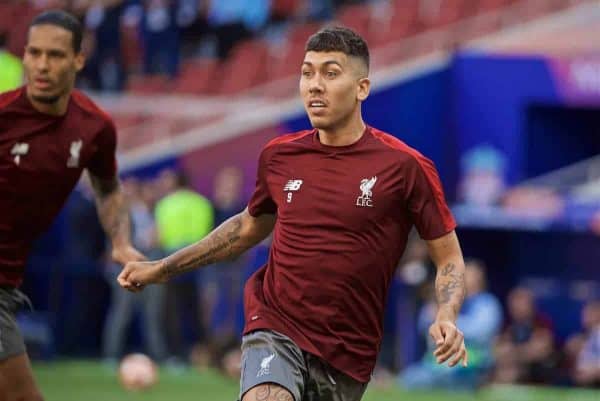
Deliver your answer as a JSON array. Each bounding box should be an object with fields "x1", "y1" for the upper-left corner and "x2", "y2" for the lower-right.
[{"x1": 33, "y1": 360, "x2": 597, "y2": 401}]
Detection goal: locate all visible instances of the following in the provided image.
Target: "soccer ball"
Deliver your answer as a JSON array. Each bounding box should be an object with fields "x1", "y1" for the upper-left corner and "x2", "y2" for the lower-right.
[{"x1": 118, "y1": 353, "x2": 158, "y2": 391}]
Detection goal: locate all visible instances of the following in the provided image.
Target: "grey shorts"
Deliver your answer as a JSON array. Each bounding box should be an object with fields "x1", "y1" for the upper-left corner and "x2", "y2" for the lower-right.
[
  {"x1": 0, "y1": 287, "x2": 31, "y2": 360},
  {"x1": 239, "y1": 330, "x2": 368, "y2": 401}
]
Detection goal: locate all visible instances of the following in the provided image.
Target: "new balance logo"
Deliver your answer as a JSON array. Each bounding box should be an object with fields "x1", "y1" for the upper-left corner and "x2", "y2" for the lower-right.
[
  {"x1": 284, "y1": 179, "x2": 303, "y2": 203},
  {"x1": 283, "y1": 179, "x2": 303, "y2": 192}
]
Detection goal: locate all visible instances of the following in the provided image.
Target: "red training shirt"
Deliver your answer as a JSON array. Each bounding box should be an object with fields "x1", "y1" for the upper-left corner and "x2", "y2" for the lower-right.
[
  {"x1": 244, "y1": 126, "x2": 456, "y2": 382},
  {"x1": 0, "y1": 87, "x2": 117, "y2": 287}
]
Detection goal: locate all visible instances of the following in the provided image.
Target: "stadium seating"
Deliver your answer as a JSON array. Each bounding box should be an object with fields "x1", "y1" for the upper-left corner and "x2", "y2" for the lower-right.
[
  {"x1": 421, "y1": 0, "x2": 471, "y2": 28},
  {"x1": 368, "y1": 0, "x2": 421, "y2": 46},
  {"x1": 265, "y1": 24, "x2": 318, "y2": 82},
  {"x1": 0, "y1": 0, "x2": 588, "y2": 98},
  {"x1": 3, "y1": 2, "x2": 37, "y2": 57},
  {"x1": 163, "y1": 0, "x2": 588, "y2": 96},
  {"x1": 126, "y1": 74, "x2": 171, "y2": 94},
  {"x1": 217, "y1": 40, "x2": 269, "y2": 95},
  {"x1": 476, "y1": 0, "x2": 511, "y2": 12},
  {"x1": 336, "y1": 3, "x2": 373, "y2": 41},
  {"x1": 173, "y1": 59, "x2": 220, "y2": 95},
  {"x1": 271, "y1": 0, "x2": 301, "y2": 20}
]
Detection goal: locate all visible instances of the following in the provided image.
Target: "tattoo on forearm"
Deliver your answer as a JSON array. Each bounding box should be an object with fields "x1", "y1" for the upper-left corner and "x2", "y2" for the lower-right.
[
  {"x1": 91, "y1": 176, "x2": 131, "y2": 245},
  {"x1": 164, "y1": 215, "x2": 244, "y2": 278},
  {"x1": 103, "y1": 193, "x2": 130, "y2": 242},
  {"x1": 435, "y1": 262, "x2": 466, "y2": 315}
]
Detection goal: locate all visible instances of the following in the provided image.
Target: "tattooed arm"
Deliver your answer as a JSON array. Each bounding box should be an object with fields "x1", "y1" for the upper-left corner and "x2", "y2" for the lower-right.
[
  {"x1": 118, "y1": 208, "x2": 275, "y2": 291},
  {"x1": 425, "y1": 230, "x2": 468, "y2": 367},
  {"x1": 89, "y1": 173, "x2": 145, "y2": 264}
]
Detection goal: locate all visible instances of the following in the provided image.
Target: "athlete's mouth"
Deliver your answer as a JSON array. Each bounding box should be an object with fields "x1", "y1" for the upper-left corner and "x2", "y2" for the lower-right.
[
  {"x1": 33, "y1": 78, "x2": 52, "y2": 89},
  {"x1": 308, "y1": 99, "x2": 327, "y2": 108}
]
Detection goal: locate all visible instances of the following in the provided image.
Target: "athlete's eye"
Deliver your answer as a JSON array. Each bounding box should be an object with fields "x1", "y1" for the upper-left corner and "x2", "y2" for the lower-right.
[{"x1": 48, "y1": 50, "x2": 66, "y2": 59}]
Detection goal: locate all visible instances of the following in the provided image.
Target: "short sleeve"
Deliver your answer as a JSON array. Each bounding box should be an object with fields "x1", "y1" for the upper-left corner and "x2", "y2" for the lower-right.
[
  {"x1": 248, "y1": 148, "x2": 277, "y2": 217},
  {"x1": 87, "y1": 120, "x2": 117, "y2": 179},
  {"x1": 404, "y1": 153, "x2": 456, "y2": 240}
]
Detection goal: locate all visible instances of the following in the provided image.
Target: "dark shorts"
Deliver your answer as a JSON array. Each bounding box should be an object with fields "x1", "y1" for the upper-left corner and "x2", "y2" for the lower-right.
[
  {"x1": 0, "y1": 287, "x2": 31, "y2": 360},
  {"x1": 239, "y1": 330, "x2": 368, "y2": 401}
]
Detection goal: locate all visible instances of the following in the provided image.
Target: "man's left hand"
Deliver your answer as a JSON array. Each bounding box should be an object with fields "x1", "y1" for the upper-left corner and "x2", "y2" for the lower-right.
[{"x1": 429, "y1": 320, "x2": 468, "y2": 367}]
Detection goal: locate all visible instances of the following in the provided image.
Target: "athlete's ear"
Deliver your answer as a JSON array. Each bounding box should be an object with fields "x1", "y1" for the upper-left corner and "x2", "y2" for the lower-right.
[
  {"x1": 74, "y1": 52, "x2": 85, "y2": 73},
  {"x1": 357, "y1": 77, "x2": 370, "y2": 102}
]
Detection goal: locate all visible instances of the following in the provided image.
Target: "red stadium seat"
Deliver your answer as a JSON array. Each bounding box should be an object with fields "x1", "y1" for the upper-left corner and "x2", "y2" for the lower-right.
[
  {"x1": 476, "y1": 0, "x2": 509, "y2": 12},
  {"x1": 173, "y1": 58, "x2": 219, "y2": 95},
  {"x1": 112, "y1": 114, "x2": 146, "y2": 131},
  {"x1": 121, "y1": 24, "x2": 142, "y2": 72},
  {"x1": 217, "y1": 39, "x2": 269, "y2": 94},
  {"x1": 126, "y1": 74, "x2": 171, "y2": 94},
  {"x1": 258, "y1": 22, "x2": 319, "y2": 85},
  {"x1": 421, "y1": 0, "x2": 471, "y2": 29},
  {"x1": 272, "y1": 0, "x2": 301, "y2": 19},
  {"x1": 266, "y1": 38, "x2": 305, "y2": 83},
  {"x1": 336, "y1": 3, "x2": 372, "y2": 40},
  {"x1": 289, "y1": 22, "x2": 321, "y2": 45},
  {"x1": 6, "y1": 4, "x2": 37, "y2": 57},
  {"x1": 517, "y1": 0, "x2": 565, "y2": 22},
  {"x1": 0, "y1": 3, "x2": 15, "y2": 34},
  {"x1": 263, "y1": 23, "x2": 321, "y2": 84},
  {"x1": 369, "y1": 0, "x2": 419, "y2": 46}
]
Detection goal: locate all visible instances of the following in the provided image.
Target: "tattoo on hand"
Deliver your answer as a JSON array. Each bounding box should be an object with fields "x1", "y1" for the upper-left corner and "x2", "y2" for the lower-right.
[
  {"x1": 164, "y1": 215, "x2": 243, "y2": 278},
  {"x1": 435, "y1": 262, "x2": 466, "y2": 315}
]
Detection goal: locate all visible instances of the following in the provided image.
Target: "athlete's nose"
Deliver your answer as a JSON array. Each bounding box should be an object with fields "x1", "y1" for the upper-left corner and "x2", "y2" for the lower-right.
[
  {"x1": 36, "y1": 53, "x2": 50, "y2": 73},
  {"x1": 308, "y1": 74, "x2": 325, "y2": 94}
]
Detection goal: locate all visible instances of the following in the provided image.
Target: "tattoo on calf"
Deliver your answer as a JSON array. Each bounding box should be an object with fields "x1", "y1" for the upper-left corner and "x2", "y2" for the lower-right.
[
  {"x1": 255, "y1": 385, "x2": 270, "y2": 401},
  {"x1": 251, "y1": 385, "x2": 293, "y2": 401},
  {"x1": 274, "y1": 388, "x2": 293, "y2": 401}
]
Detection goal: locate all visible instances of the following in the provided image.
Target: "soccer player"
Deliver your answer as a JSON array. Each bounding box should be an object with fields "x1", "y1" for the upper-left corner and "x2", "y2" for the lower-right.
[
  {"x1": 119, "y1": 27, "x2": 467, "y2": 401},
  {"x1": 0, "y1": 10, "x2": 144, "y2": 400}
]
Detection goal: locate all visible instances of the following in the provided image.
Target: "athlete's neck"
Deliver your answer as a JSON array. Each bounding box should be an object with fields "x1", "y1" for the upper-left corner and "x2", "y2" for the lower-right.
[
  {"x1": 26, "y1": 88, "x2": 70, "y2": 116},
  {"x1": 318, "y1": 115, "x2": 366, "y2": 147}
]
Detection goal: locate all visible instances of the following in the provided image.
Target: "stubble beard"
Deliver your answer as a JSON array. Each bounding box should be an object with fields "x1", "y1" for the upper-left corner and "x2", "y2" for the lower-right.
[
  {"x1": 31, "y1": 93, "x2": 62, "y2": 104},
  {"x1": 29, "y1": 73, "x2": 73, "y2": 105}
]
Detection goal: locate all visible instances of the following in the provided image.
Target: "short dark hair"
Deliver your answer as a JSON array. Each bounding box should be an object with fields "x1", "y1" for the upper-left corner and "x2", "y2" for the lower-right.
[
  {"x1": 305, "y1": 26, "x2": 370, "y2": 73},
  {"x1": 29, "y1": 10, "x2": 83, "y2": 53}
]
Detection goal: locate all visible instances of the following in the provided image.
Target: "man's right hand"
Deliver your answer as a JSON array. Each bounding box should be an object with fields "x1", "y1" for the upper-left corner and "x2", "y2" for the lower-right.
[{"x1": 117, "y1": 260, "x2": 168, "y2": 292}]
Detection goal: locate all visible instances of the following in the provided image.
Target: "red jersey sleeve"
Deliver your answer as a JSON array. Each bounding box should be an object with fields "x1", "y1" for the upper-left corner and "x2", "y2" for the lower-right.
[
  {"x1": 248, "y1": 147, "x2": 277, "y2": 217},
  {"x1": 405, "y1": 153, "x2": 456, "y2": 240},
  {"x1": 87, "y1": 120, "x2": 118, "y2": 179}
]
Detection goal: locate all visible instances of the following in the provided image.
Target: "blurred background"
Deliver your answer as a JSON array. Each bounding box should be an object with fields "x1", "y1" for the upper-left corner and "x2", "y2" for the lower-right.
[{"x1": 1, "y1": 0, "x2": 599, "y2": 400}]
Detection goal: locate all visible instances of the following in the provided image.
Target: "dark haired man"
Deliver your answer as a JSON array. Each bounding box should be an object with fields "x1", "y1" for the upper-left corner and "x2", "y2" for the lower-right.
[
  {"x1": 0, "y1": 10, "x2": 144, "y2": 400},
  {"x1": 120, "y1": 27, "x2": 467, "y2": 401}
]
